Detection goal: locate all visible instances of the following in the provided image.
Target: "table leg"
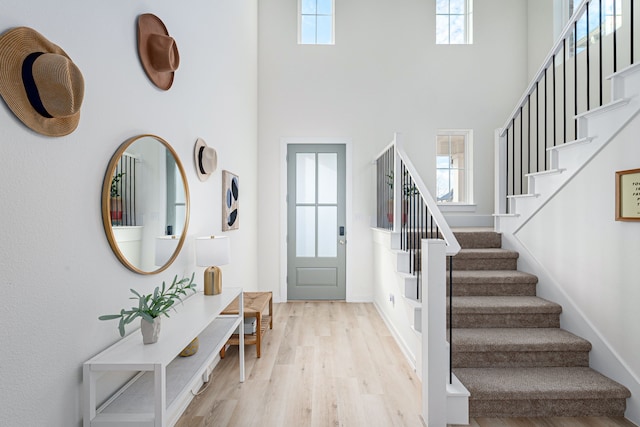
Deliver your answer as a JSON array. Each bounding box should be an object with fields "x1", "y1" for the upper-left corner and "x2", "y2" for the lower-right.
[{"x1": 256, "y1": 313, "x2": 262, "y2": 358}]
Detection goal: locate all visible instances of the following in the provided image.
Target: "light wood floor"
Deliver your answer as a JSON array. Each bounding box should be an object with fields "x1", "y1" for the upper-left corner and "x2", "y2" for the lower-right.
[{"x1": 176, "y1": 301, "x2": 636, "y2": 427}]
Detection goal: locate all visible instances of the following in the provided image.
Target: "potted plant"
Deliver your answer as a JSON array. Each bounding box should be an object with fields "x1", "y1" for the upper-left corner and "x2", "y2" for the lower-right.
[
  {"x1": 110, "y1": 172, "x2": 125, "y2": 225},
  {"x1": 99, "y1": 273, "x2": 197, "y2": 344},
  {"x1": 386, "y1": 170, "x2": 419, "y2": 224}
]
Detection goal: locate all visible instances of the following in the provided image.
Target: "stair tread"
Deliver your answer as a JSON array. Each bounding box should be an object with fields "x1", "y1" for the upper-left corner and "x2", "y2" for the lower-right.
[
  {"x1": 451, "y1": 328, "x2": 592, "y2": 352},
  {"x1": 454, "y1": 367, "x2": 631, "y2": 400},
  {"x1": 452, "y1": 229, "x2": 503, "y2": 249},
  {"x1": 451, "y1": 296, "x2": 562, "y2": 313},
  {"x1": 450, "y1": 270, "x2": 538, "y2": 284}
]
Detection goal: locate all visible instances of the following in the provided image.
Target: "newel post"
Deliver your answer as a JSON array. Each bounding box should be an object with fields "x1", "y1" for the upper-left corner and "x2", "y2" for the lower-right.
[
  {"x1": 495, "y1": 128, "x2": 507, "y2": 223},
  {"x1": 393, "y1": 133, "x2": 403, "y2": 233},
  {"x1": 421, "y1": 239, "x2": 447, "y2": 427}
]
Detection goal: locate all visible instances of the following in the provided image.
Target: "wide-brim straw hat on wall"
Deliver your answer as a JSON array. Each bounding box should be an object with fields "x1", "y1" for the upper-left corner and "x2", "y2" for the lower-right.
[
  {"x1": 0, "y1": 26, "x2": 85, "y2": 137},
  {"x1": 137, "y1": 13, "x2": 180, "y2": 90}
]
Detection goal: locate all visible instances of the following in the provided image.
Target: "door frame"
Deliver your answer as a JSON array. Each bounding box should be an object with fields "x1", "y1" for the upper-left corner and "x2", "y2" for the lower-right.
[{"x1": 279, "y1": 137, "x2": 352, "y2": 302}]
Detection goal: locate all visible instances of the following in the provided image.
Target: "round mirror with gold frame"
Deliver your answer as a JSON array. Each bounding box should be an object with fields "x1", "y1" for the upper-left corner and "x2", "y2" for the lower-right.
[{"x1": 102, "y1": 134, "x2": 190, "y2": 274}]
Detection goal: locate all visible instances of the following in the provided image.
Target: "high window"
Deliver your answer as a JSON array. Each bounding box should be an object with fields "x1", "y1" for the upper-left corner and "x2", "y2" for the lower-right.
[
  {"x1": 436, "y1": 130, "x2": 472, "y2": 204},
  {"x1": 436, "y1": 0, "x2": 473, "y2": 45},
  {"x1": 299, "y1": 0, "x2": 334, "y2": 45},
  {"x1": 574, "y1": 0, "x2": 622, "y2": 54}
]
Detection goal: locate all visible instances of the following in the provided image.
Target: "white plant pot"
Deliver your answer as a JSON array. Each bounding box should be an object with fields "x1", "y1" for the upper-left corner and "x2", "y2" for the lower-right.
[{"x1": 141, "y1": 317, "x2": 161, "y2": 344}]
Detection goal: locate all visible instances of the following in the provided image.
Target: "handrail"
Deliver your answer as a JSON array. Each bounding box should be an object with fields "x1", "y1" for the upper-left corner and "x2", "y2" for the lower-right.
[
  {"x1": 373, "y1": 139, "x2": 396, "y2": 163},
  {"x1": 396, "y1": 143, "x2": 461, "y2": 256}
]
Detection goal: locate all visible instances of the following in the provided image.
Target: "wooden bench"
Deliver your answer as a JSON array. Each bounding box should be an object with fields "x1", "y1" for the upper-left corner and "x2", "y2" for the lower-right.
[{"x1": 220, "y1": 291, "x2": 272, "y2": 358}]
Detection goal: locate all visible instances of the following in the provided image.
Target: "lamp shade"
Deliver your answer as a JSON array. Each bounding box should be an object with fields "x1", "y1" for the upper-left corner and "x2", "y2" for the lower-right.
[
  {"x1": 155, "y1": 235, "x2": 179, "y2": 266},
  {"x1": 196, "y1": 236, "x2": 230, "y2": 267}
]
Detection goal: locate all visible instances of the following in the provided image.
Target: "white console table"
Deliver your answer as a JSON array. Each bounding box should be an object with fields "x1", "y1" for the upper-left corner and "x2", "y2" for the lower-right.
[{"x1": 83, "y1": 288, "x2": 244, "y2": 427}]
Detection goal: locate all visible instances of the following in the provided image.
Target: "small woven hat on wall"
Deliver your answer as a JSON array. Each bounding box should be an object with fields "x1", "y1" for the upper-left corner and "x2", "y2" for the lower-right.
[
  {"x1": 194, "y1": 138, "x2": 218, "y2": 182},
  {"x1": 0, "y1": 27, "x2": 85, "y2": 137},
  {"x1": 137, "y1": 13, "x2": 180, "y2": 90}
]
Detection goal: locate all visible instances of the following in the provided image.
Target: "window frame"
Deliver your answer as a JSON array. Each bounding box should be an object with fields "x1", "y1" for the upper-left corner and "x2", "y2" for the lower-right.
[
  {"x1": 436, "y1": 0, "x2": 473, "y2": 45},
  {"x1": 298, "y1": 0, "x2": 335, "y2": 45},
  {"x1": 436, "y1": 129, "x2": 473, "y2": 206},
  {"x1": 573, "y1": 0, "x2": 622, "y2": 55}
]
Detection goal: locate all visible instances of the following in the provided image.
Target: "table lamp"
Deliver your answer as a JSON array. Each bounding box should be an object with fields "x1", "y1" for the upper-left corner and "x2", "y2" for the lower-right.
[
  {"x1": 155, "y1": 235, "x2": 179, "y2": 266},
  {"x1": 196, "y1": 236, "x2": 230, "y2": 295}
]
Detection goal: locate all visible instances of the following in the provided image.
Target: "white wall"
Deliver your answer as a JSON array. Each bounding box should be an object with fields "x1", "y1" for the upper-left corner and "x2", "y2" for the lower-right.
[
  {"x1": 257, "y1": 0, "x2": 529, "y2": 302},
  {"x1": 0, "y1": 0, "x2": 258, "y2": 425},
  {"x1": 527, "y1": 0, "x2": 555, "y2": 81},
  {"x1": 515, "y1": 113, "x2": 640, "y2": 423},
  {"x1": 371, "y1": 229, "x2": 421, "y2": 370}
]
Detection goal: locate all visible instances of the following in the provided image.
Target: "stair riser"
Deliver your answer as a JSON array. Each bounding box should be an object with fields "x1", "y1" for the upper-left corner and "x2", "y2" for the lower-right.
[
  {"x1": 451, "y1": 259, "x2": 517, "y2": 271},
  {"x1": 450, "y1": 313, "x2": 560, "y2": 328},
  {"x1": 452, "y1": 351, "x2": 589, "y2": 368},
  {"x1": 447, "y1": 283, "x2": 537, "y2": 297},
  {"x1": 469, "y1": 398, "x2": 626, "y2": 418}
]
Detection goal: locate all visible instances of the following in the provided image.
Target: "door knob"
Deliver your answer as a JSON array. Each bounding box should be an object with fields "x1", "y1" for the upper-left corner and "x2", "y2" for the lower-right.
[{"x1": 339, "y1": 239, "x2": 346, "y2": 245}]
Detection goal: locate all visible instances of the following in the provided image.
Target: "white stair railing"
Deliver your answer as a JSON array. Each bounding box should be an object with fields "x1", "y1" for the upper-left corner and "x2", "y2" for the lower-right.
[{"x1": 496, "y1": 0, "x2": 638, "y2": 215}]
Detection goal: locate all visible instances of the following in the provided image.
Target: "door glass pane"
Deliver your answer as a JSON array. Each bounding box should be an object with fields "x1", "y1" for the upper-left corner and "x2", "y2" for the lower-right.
[
  {"x1": 296, "y1": 206, "x2": 316, "y2": 257},
  {"x1": 174, "y1": 206, "x2": 186, "y2": 235},
  {"x1": 174, "y1": 167, "x2": 185, "y2": 203},
  {"x1": 296, "y1": 153, "x2": 316, "y2": 203},
  {"x1": 317, "y1": 206, "x2": 337, "y2": 257},
  {"x1": 317, "y1": 153, "x2": 337, "y2": 204}
]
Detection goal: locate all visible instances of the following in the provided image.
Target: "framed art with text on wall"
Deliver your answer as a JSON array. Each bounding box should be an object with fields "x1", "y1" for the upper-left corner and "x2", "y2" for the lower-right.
[
  {"x1": 615, "y1": 168, "x2": 640, "y2": 221},
  {"x1": 222, "y1": 170, "x2": 239, "y2": 230}
]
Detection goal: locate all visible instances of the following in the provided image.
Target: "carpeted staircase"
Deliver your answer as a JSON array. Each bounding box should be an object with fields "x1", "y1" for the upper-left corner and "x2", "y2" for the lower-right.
[{"x1": 448, "y1": 229, "x2": 631, "y2": 417}]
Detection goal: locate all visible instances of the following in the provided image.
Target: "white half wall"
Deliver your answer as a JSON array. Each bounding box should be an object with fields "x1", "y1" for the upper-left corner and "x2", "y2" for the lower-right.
[
  {"x1": 0, "y1": 1, "x2": 258, "y2": 425},
  {"x1": 371, "y1": 229, "x2": 421, "y2": 371}
]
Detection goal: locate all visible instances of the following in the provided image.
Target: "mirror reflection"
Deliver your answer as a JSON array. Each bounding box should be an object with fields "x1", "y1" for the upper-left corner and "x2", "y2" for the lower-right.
[{"x1": 102, "y1": 135, "x2": 190, "y2": 274}]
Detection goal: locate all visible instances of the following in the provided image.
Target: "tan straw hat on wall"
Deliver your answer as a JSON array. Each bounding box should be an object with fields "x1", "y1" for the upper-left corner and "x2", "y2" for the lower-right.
[
  {"x1": 194, "y1": 138, "x2": 218, "y2": 182},
  {"x1": 0, "y1": 27, "x2": 85, "y2": 137},
  {"x1": 137, "y1": 13, "x2": 180, "y2": 90}
]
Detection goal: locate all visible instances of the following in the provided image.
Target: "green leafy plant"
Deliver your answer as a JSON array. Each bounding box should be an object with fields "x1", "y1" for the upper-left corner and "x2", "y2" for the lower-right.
[
  {"x1": 110, "y1": 172, "x2": 126, "y2": 198},
  {"x1": 99, "y1": 273, "x2": 197, "y2": 337},
  {"x1": 386, "y1": 170, "x2": 419, "y2": 197}
]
